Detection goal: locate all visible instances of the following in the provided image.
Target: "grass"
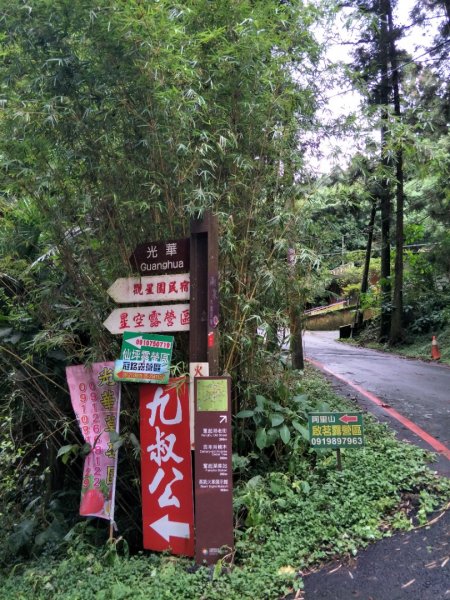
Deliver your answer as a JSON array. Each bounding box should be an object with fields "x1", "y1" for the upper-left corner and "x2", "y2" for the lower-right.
[
  {"x1": 1, "y1": 368, "x2": 449, "y2": 600},
  {"x1": 391, "y1": 326, "x2": 450, "y2": 365}
]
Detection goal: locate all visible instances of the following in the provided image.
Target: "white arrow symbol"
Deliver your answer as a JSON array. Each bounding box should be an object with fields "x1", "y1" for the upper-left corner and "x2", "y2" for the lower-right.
[
  {"x1": 125, "y1": 335, "x2": 143, "y2": 348},
  {"x1": 150, "y1": 514, "x2": 190, "y2": 542},
  {"x1": 220, "y1": 415, "x2": 227, "y2": 424}
]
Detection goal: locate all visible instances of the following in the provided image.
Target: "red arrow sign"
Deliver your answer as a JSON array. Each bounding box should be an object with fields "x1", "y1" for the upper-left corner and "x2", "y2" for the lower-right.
[{"x1": 339, "y1": 414, "x2": 359, "y2": 424}]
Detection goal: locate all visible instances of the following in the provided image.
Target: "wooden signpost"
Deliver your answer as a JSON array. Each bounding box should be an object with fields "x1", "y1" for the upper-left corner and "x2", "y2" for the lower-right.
[
  {"x1": 104, "y1": 211, "x2": 232, "y2": 564},
  {"x1": 189, "y1": 212, "x2": 219, "y2": 375}
]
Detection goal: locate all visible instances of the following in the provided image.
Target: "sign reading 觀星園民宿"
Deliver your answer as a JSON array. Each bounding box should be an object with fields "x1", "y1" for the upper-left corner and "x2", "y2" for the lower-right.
[
  {"x1": 130, "y1": 238, "x2": 190, "y2": 276},
  {"x1": 308, "y1": 412, "x2": 364, "y2": 448},
  {"x1": 107, "y1": 274, "x2": 190, "y2": 304},
  {"x1": 114, "y1": 333, "x2": 174, "y2": 384}
]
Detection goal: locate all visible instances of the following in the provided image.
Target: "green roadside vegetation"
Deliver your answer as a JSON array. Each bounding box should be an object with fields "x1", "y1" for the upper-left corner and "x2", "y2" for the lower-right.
[
  {"x1": 318, "y1": 251, "x2": 450, "y2": 365},
  {"x1": 2, "y1": 367, "x2": 449, "y2": 600},
  {"x1": 342, "y1": 322, "x2": 450, "y2": 366}
]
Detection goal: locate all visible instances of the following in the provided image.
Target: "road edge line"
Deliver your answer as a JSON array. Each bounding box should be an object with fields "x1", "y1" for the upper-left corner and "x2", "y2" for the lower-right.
[{"x1": 306, "y1": 357, "x2": 450, "y2": 461}]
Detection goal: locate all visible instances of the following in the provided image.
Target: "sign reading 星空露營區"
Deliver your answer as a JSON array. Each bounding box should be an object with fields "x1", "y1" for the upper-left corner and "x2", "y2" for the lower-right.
[
  {"x1": 308, "y1": 412, "x2": 364, "y2": 448},
  {"x1": 130, "y1": 238, "x2": 190, "y2": 276},
  {"x1": 103, "y1": 304, "x2": 190, "y2": 335},
  {"x1": 114, "y1": 333, "x2": 174, "y2": 384}
]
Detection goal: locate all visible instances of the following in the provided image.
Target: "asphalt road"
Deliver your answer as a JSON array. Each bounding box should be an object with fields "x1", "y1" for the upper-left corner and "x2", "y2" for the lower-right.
[
  {"x1": 303, "y1": 506, "x2": 450, "y2": 600},
  {"x1": 301, "y1": 330, "x2": 450, "y2": 600},
  {"x1": 303, "y1": 330, "x2": 450, "y2": 476}
]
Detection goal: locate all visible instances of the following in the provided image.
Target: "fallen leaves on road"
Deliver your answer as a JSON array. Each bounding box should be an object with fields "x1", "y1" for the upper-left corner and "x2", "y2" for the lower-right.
[
  {"x1": 328, "y1": 564, "x2": 342, "y2": 574},
  {"x1": 425, "y1": 559, "x2": 438, "y2": 568},
  {"x1": 401, "y1": 579, "x2": 416, "y2": 588}
]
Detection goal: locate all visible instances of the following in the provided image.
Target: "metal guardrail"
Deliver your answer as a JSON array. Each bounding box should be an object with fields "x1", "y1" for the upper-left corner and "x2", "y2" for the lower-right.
[{"x1": 303, "y1": 300, "x2": 349, "y2": 316}]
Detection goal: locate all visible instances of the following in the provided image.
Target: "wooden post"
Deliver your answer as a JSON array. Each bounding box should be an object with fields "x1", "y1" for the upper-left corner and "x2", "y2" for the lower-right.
[
  {"x1": 336, "y1": 448, "x2": 342, "y2": 471},
  {"x1": 189, "y1": 212, "x2": 219, "y2": 375},
  {"x1": 190, "y1": 212, "x2": 229, "y2": 565}
]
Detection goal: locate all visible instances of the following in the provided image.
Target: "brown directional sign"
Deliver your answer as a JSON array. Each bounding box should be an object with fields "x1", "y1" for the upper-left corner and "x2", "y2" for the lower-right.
[
  {"x1": 130, "y1": 238, "x2": 190, "y2": 275},
  {"x1": 194, "y1": 377, "x2": 233, "y2": 565}
]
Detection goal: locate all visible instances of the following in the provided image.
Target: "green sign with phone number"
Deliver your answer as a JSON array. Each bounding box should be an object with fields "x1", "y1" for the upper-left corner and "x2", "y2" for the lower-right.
[{"x1": 308, "y1": 412, "x2": 364, "y2": 448}]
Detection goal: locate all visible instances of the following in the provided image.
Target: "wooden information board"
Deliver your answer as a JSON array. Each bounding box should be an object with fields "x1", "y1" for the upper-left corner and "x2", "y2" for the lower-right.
[{"x1": 194, "y1": 376, "x2": 233, "y2": 564}]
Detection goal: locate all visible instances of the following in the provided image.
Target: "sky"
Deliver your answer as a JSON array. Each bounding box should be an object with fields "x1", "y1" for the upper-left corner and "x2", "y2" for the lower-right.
[{"x1": 306, "y1": 0, "x2": 445, "y2": 174}]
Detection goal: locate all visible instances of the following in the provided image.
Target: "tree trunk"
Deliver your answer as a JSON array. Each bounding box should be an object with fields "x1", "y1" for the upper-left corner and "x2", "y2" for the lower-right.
[
  {"x1": 390, "y1": 151, "x2": 404, "y2": 344},
  {"x1": 356, "y1": 200, "x2": 377, "y2": 328},
  {"x1": 378, "y1": 0, "x2": 392, "y2": 342},
  {"x1": 388, "y1": 0, "x2": 405, "y2": 345},
  {"x1": 289, "y1": 303, "x2": 304, "y2": 370}
]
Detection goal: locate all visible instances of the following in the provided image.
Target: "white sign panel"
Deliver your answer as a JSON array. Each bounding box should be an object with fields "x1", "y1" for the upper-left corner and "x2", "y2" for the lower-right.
[
  {"x1": 107, "y1": 274, "x2": 190, "y2": 304},
  {"x1": 103, "y1": 304, "x2": 190, "y2": 335}
]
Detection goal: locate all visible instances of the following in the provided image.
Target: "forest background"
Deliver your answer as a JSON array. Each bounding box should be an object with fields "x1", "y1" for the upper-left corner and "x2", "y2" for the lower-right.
[{"x1": 0, "y1": 0, "x2": 449, "y2": 598}]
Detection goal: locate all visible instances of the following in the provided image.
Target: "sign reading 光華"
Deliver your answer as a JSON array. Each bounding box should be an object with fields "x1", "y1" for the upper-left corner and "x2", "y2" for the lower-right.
[
  {"x1": 114, "y1": 333, "x2": 174, "y2": 384},
  {"x1": 130, "y1": 238, "x2": 190, "y2": 275},
  {"x1": 308, "y1": 412, "x2": 364, "y2": 448}
]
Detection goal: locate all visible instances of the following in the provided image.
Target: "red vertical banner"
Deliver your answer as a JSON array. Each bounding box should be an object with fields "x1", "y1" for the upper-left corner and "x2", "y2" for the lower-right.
[
  {"x1": 194, "y1": 376, "x2": 233, "y2": 564},
  {"x1": 140, "y1": 378, "x2": 194, "y2": 556}
]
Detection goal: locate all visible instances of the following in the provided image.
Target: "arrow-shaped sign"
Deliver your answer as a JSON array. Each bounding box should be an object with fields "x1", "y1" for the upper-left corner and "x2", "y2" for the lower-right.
[
  {"x1": 103, "y1": 304, "x2": 190, "y2": 335},
  {"x1": 107, "y1": 274, "x2": 190, "y2": 304},
  {"x1": 339, "y1": 414, "x2": 359, "y2": 424},
  {"x1": 150, "y1": 514, "x2": 191, "y2": 542},
  {"x1": 219, "y1": 415, "x2": 227, "y2": 424}
]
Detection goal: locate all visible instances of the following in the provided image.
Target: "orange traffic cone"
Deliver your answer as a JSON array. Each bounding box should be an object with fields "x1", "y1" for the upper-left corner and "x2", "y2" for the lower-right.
[{"x1": 431, "y1": 335, "x2": 441, "y2": 360}]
